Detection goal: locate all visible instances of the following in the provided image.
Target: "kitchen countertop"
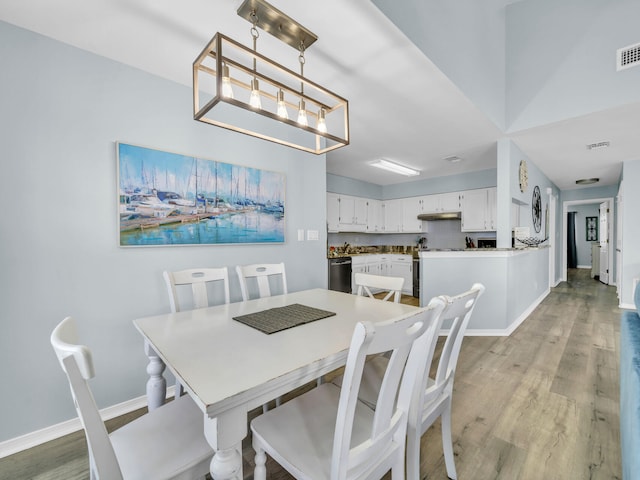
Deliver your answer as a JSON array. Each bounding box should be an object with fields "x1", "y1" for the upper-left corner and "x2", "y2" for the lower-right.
[{"x1": 328, "y1": 245, "x2": 549, "y2": 259}]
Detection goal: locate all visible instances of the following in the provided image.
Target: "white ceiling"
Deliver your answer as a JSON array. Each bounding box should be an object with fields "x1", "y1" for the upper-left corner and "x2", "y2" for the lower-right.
[{"x1": 2, "y1": 0, "x2": 638, "y2": 190}]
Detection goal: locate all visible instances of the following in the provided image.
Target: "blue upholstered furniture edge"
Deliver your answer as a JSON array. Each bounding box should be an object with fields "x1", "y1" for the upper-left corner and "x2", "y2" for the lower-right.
[{"x1": 621, "y1": 282, "x2": 640, "y2": 479}]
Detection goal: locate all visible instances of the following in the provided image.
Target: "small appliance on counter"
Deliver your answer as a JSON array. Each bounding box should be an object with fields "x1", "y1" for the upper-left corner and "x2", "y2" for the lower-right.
[{"x1": 477, "y1": 238, "x2": 497, "y2": 248}]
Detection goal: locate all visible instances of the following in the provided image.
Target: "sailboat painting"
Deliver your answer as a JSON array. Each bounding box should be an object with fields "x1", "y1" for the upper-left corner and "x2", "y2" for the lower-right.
[{"x1": 117, "y1": 142, "x2": 285, "y2": 246}]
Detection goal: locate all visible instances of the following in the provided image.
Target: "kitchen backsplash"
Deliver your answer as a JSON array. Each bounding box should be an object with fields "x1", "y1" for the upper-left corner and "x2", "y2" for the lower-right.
[{"x1": 328, "y1": 219, "x2": 496, "y2": 250}]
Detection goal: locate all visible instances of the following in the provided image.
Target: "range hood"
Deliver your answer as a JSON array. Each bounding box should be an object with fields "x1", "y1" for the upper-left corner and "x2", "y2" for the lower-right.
[{"x1": 417, "y1": 212, "x2": 461, "y2": 221}]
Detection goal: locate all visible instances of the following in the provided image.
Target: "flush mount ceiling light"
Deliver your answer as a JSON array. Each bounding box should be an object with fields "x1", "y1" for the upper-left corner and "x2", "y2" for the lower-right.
[
  {"x1": 370, "y1": 159, "x2": 420, "y2": 177},
  {"x1": 193, "y1": 0, "x2": 349, "y2": 155},
  {"x1": 576, "y1": 178, "x2": 600, "y2": 185}
]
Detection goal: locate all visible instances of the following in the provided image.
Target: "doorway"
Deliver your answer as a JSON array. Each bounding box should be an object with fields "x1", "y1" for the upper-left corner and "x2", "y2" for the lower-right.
[{"x1": 562, "y1": 197, "x2": 614, "y2": 284}]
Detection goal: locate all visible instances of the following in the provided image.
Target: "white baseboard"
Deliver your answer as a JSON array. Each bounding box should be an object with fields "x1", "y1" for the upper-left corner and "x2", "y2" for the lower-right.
[
  {"x1": 577, "y1": 265, "x2": 591, "y2": 269},
  {"x1": 620, "y1": 302, "x2": 636, "y2": 310},
  {"x1": 441, "y1": 288, "x2": 550, "y2": 337},
  {"x1": 0, "y1": 387, "x2": 175, "y2": 459}
]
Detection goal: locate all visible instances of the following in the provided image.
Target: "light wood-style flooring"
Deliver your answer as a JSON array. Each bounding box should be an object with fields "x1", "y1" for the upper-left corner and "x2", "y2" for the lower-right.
[{"x1": 0, "y1": 269, "x2": 621, "y2": 479}]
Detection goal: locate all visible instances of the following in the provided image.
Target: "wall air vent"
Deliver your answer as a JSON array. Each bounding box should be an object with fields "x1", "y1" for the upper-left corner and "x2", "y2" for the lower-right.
[
  {"x1": 586, "y1": 141, "x2": 610, "y2": 150},
  {"x1": 617, "y1": 42, "x2": 640, "y2": 71}
]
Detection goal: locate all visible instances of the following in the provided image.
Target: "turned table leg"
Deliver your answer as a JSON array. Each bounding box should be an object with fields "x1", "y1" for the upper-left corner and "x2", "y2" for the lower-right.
[
  {"x1": 144, "y1": 340, "x2": 166, "y2": 411},
  {"x1": 204, "y1": 408, "x2": 246, "y2": 480}
]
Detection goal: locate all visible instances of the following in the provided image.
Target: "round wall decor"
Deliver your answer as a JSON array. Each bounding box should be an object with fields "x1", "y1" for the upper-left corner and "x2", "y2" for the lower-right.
[{"x1": 532, "y1": 185, "x2": 542, "y2": 233}]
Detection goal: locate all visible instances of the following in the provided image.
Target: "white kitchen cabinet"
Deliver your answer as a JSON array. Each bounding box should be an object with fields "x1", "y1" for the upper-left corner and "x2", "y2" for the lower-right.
[
  {"x1": 388, "y1": 254, "x2": 413, "y2": 295},
  {"x1": 401, "y1": 197, "x2": 425, "y2": 233},
  {"x1": 378, "y1": 255, "x2": 390, "y2": 276},
  {"x1": 339, "y1": 195, "x2": 368, "y2": 232},
  {"x1": 351, "y1": 255, "x2": 382, "y2": 293},
  {"x1": 352, "y1": 254, "x2": 411, "y2": 295},
  {"x1": 326, "y1": 194, "x2": 368, "y2": 232},
  {"x1": 461, "y1": 187, "x2": 497, "y2": 232},
  {"x1": 421, "y1": 192, "x2": 461, "y2": 213},
  {"x1": 439, "y1": 191, "x2": 462, "y2": 212},
  {"x1": 366, "y1": 199, "x2": 382, "y2": 232},
  {"x1": 487, "y1": 187, "x2": 497, "y2": 231},
  {"x1": 382, "y1": 199, "x2": 402, "y2": 233},
  {"x1": 327, "y1": 193, "x2": 340, "y2": 232}
]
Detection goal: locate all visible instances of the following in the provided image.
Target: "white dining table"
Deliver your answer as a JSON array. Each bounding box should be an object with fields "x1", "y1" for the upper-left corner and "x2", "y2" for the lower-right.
[{"x1": 134, "y1": 288, "x2": 418, "y2": 480}]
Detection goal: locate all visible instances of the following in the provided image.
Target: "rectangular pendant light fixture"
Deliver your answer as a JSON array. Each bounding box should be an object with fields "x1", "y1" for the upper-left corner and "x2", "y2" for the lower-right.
[
  {"x1": 192, "y1": 0, "x2": 349, "y2": 155},
  {"x1": 370, "y1": 159, "x2": 420, "y2": 176}
]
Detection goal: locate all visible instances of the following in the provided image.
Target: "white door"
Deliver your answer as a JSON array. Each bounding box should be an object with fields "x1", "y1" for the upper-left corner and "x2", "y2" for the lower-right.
[
  {"x1": 599, "y1": 202, "x2": 609, "y2": 284},
  {"x1": 616, "y1": 182, "x2": 623, "y2": 300}
]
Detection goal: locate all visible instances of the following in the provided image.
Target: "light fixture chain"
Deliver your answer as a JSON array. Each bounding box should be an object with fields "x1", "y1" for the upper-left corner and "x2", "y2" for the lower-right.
[
  {"x1": 250, "y1": 10, "x2": 259, "y2": 73},
  {"x1": 298, "y1": 40, "x2": 305, "y2": 96}
]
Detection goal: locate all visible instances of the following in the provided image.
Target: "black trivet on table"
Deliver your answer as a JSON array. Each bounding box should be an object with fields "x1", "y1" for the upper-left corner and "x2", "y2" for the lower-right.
[{"x1": 233, "y1": 303, "x2": 336, "y2": 334}]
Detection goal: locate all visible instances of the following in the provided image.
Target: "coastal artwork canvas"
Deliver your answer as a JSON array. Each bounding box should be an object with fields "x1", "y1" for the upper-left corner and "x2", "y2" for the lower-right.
[{"x1": 117, "y1": 143, "x2": 285, "y2": 246}]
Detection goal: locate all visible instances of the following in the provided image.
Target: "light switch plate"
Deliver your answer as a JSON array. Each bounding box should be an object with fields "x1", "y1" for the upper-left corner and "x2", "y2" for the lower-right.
[
  {"x1": 297, "y1": 229, "x2": 305, "y2": 241},
  {"x1": 307, "y1": 230, "x2": 319, "y2": 241}
]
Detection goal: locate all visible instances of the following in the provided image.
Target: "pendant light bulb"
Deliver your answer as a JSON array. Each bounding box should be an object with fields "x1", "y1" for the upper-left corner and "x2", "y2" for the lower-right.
[
  {"x1": 249, "y1": 79, "x2": 262, "y2": 109},
  {"x1": 317, "y1": 108, "x2": 327, "y2": 133},
  {"x1": 276, "y1": 90, "x2": 288, "y2": 119},
  {"x1": 221, "y1": 64, "x2": 234, "y2": 99},
  {"x1": 297, "y1": 99, "x2": 308, "y2": 126}
]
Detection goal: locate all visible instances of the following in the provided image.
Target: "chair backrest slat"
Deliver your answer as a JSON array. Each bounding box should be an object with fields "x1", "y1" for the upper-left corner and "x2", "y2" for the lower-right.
[{"x1": 235, "y1": 263, "x2": 287, "y2": 301}]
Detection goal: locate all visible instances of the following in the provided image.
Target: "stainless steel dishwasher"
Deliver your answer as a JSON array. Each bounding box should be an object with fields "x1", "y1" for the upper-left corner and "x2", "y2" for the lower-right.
[{"x1": 328, "y1": 257, "x2": 352, "y2": 293}]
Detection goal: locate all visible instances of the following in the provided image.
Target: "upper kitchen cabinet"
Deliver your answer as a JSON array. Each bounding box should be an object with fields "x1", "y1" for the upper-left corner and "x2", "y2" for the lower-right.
[
  {"x1": 327, "y1": 193, "x2": 340, "y2": 232},
  {"x1": 340, "y1": 195, "x2": 368, "y2": 232},
  {"x1": 366, "y1": 199, "x2": 382, "y2": 233},
  {"x1": 326, "y1": 193, "x2": 368, "y2": 232},
  {"x1": 421, "y1": 192, "x2": 462, "y2": 213},
  {"x1": 461, "y1": 187, "x2": 496, "y2": 232},
  {"x1": 401, "y1": 197, "x2": 425, "y2": 233},
  {"x1": 382, "y1": 199, "x2": 402, "y2": 233}
]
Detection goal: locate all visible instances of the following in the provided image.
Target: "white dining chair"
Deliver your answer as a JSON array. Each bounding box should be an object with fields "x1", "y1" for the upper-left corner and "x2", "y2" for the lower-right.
[
  {"x1": 235, "y1": 262, "x2": 288, "y2": 411},
  {"x1": 235, "y1": 263, "x2": 287, "y2": 301},
  {"x1": 163, "y1": 267, "x2": 230, "y2": 397},
  {"x1": 51, "y1": 316, "x2": 213, "y2": 480},
  {"x1": 163, "y1": 267, "x2": 230, "y2": 312},
  {"x1": 314, "y1": 272, "x2": 404, "y2": 388},
  {"x1": 336, "y1": 283, "x2": 485, "y2": 479},
  {"x1": 250, "y1": 298, "x2": 446, "y2": 480},
  {"x1": 354, "y1": 272, "x2": 404, "y2": 303}
]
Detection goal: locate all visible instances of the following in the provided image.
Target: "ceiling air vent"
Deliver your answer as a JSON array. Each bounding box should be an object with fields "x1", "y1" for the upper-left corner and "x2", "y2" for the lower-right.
[{"x1": 617, "y1": 42, "x2": 640, "y2": 71}]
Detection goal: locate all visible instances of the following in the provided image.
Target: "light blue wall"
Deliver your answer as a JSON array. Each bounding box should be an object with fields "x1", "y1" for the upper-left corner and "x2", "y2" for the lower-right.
[
  {"x1": 561, "y1": 185, "x2": 618, "y2": 202},
  {"x1": 382, "y1": 168, "x2": 496, "y2": 200},
  {"x1": 327, "y1": 169, "x2": 497, "y2": 201},
  {"x1": 372, "y1": 0, "x2": 506, "y2": 130},
  {"x1": 621, "y1": 159, "x2": 640, "y2": 305},
  {"x1": 506, "y1": 0, "x2": 640, "y2": 131},
  {"x1": 498, "y1": 139, "x2": 561, "y2": 247},
  {"x1": 0, "y1": 21, "x2": 327, "y2": 443},
  {"x1": 420, "y1": 248, "x2": 549, "y2": 332},
  {"x1": 327, "y1": 173, "x2": 382, "y2": 199}
]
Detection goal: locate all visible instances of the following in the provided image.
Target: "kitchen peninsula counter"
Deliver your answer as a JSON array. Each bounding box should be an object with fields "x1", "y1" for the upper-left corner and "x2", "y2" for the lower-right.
[{"x1": 419, "y1": 246, "x2": 550, "y2": 335}]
